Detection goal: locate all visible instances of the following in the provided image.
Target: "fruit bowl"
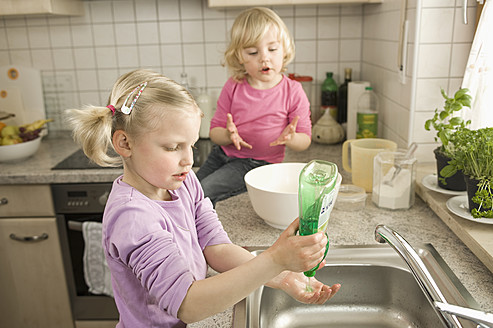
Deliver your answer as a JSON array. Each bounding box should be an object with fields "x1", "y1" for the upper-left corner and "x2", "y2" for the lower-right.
[
  {"x1": 244, "y1": 162, "x2": 342, "y2": 229},
  {"x1": 0, "y1": 137, "x2": 42, "y2": 162}
]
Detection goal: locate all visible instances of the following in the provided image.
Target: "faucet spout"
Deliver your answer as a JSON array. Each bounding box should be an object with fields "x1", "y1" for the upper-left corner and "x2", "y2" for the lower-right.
[{"x1": 374, "y1": 224, "x2": 463, "y2": 328}]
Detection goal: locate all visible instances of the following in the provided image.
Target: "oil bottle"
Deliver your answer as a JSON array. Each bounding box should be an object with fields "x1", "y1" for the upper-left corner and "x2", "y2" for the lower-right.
[{"x1": 298, "y1": 160, "x2": 339, "y2": 286}]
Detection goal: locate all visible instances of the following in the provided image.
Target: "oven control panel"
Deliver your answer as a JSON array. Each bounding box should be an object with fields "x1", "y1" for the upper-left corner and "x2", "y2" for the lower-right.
[{"x1": 51, "y1": 183, "x2": 113, "y2": 214}]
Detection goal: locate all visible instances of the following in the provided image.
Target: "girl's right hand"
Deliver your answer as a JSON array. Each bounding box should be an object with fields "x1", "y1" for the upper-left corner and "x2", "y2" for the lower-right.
[
  {"x1": 264, "y1": 218, "x2": 328, "y2": 273},
  {"x1": 226, "y1": 113, "x2": 253, "y2": 150}
]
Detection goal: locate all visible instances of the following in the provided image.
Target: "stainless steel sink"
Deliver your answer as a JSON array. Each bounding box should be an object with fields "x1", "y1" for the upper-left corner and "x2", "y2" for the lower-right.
[{"x1": 233, "y1": 244, "x2": 479, "y2": 328}]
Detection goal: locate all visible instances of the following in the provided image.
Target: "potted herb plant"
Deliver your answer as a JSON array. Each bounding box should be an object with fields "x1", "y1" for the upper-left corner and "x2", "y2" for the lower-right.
[
  {"x1": 441, "y1": 127, "x2": 493, "y2": 218},
  {"x1": 424, "y1": 88, "x2": 472, "y2": 190}
]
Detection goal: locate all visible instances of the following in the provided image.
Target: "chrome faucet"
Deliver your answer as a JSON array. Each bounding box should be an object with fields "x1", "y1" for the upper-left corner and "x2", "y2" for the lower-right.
[{"x1": 375, "y1": 224, "x2": 493, "y2": 328}]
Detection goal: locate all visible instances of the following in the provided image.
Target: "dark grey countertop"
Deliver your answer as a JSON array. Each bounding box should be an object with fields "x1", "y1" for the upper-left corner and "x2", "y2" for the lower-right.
[{"x1": 2, "y1": 133, "x2": 492, "y2": 328}]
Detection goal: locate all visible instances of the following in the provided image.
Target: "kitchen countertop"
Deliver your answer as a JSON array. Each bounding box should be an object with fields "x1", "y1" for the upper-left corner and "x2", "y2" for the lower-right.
[{"x1": 2, "y1": 133, "x2": 493, "y2": 328}]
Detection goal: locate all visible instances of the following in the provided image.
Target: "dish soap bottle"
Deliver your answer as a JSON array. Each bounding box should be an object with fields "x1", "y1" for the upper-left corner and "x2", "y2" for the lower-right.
[
  {"x1": 321, "y1": 72, "x2": 338, "y2": 121},
  {"x1": 356, "y1": 86, "x2": 379, "y2": 139},
  {"x1": 298, "y1": 160, "x2": 339, "y2": 290}
]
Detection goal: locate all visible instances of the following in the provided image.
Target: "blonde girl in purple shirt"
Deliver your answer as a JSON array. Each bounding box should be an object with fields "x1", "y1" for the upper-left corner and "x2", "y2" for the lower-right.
[
  {"x1": 66, "y1": 69, "x2": 340, "y2": 327},
  {"x1": 197, "y1": 7, "x2": 312, "y2": 206}
]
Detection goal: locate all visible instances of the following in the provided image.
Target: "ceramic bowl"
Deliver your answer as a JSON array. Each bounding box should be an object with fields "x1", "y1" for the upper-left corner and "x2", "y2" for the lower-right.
[
  {"x1": 245, "y1": 162, "x2": 342, "y2": 230},
  {"x1": 0, "y1": 137, "x2": 42, "y2": 162}
]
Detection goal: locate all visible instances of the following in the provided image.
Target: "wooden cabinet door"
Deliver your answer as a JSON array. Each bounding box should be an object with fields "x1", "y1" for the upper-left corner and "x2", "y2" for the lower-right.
[{"x1": 0, "y1": 218, "x2": 74, "y2": 328}]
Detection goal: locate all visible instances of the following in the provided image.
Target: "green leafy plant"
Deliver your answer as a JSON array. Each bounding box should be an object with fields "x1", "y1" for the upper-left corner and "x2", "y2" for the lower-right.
[
  {"x1": 441, "y1": 128, "x2": 493, "y2": 218},
  {"x1": 424, "y1": 88, "x2": 472, "y2": 156}
]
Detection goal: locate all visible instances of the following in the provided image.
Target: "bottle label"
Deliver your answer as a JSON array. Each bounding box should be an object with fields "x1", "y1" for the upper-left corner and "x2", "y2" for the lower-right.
[
  {"x1": 317, "y1": 188, "x2": 337, "y2": 232},
  {"x1": 356, "y1": 112, "x2": 378, "y2": 138}
]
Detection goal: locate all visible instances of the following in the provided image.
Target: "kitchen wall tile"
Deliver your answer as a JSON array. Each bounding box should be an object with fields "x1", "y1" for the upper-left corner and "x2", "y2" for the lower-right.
[
  {"x1": 28, "y1": 26, "x2": 51, "y2": 49},
  {"x1": 95, "y1": 46, "x2": 117, "y2": 69},
  {"x1": 180, "y1": 0, "x2": 204, "y2": 20},
  {"x1": 204, "y1": 20, "x2": 226, "y2": 43},
  {"x1": 161, "y1": 44, "x2": 183, "y2": 66},
  {"x1": 340, "y1": 39, "x2": 361, "y2": 62},
  {"x1": 90, "y1": 1, "x2": 113, "y2": 24},
  {"x1": 74, "y1": 47, "x2": 96, "y2": 69},
  {"x1": 450, "y1": 43, "x2": 471, "y2": 77},
  {"x1": 113, "y1": 1, "x2": 135, "y2": 22},
  {"x1": 9, "y1": 50, "x2": 32, "y2": 66},
  {"x1": 204, "y1": 42, "x2": 225, "y2": 66},
  {"x1": 412, "y1": 111, "x2": 435, "y2": 143},
  {"x1": 273, "y1": 6, "x2": 294, "y2": 18},
  {"x1": 50, "y1": 25, "x2": 73, "y2": 48},
  {"x1": 203, "y1": 6, "x2": 225, "y2": 19},
  {"x1": 157, "y1": 0, "x2": 180, "y2": 20},
  {"x1": 295, "y1": 17, "x2": 316, "y2": 40},
  {"x1": 48, "y1": 16, "x2": 70, "y2": 26},
  {"x1": 448, "y1": 78, "x2": 463, "y2": 95},
  {"x1": 114, "y1": 23, "x2": 137, "y2": 46},
  {"x1": 71, "y1": 25, "x2": 94, "y2": 47},
  {"x1": 183, "y1": 44, "x2": 205, "y2": 66},
  {"x1": 97, "y1": 68, "x2": 119, "y2": 91},
  {"x1": 117, "y1": 45, "x2": 140, "y2": 68},
  {"x1": 92, "y1": 24, "x2": 116, "y2": 46},
  {"x1": 138, "y1": 45, "x2": 162, "y2": 67},
  {"x1": 341, "y1": 4, "x2": 363, "y2": 15},
  {"x1": 317, "y1": 16, "x2": 339, "y2": 39},
  {"x1": 415, "y1": 78, "x2": 449, "y2": 111},
  {"x1": 453, "y1": 6, "x2": 477, "y2": 42},
  {"x1": 31, "y1": 49, "x2": 54, "y2": 70},
  {"x1": 340, "y1": 15, "x2": 362, "y2": 39},
  {"x1": 159, "y1": 21, "x2": 181, "y2": 44},
  {"x1": 79, "y1": 91, "x2": 99, "y2": 107},
  {"x1": 186, "y1": 66, "x2": 206, "y2": 88},
  {"x1": 6, "y1": 27, "x2": 29, "y2": 49},
  {"x1": 181, "y1": 20, "x2": 204, "y2": 43},
  {"x1": 26, "y1": 17, "x2": 48, "y2": 27},
  {"x1": 206, "y1": 65, "x2": 228, "y2": 88},
  {"x1": 70, "y1": 2, "x2": 92, "y2": 25},
  {"x1": 422, "y1": 0, "x2": 455, "y2": 7},
  {"x1": 317, "y1": 40, "x2": 339, "y2": 63},
  {"x1": 416, "y1": 44, "x2": 451, "y2": 78},
  {"x1": 295, "y1": 5, "x2": 317, "y2": 16},
  {"x1": 294, "y1": 40, "x2": 317, "y2": 62},
  {"x1": 137, "y1": 22, "x2": 159, "y2": 44},
  {"x1": 0, "y1": 51, "x2": 9, "y2": 66},
  {"x1": 419, "y1": 8, "x2": 454, "y2": 43},
  {"x1": 136, "y1": 0, "x2": 157, "y2": 21},
  {"x1": 77, "y1": 69, "x2": 99, "y2": 91},
  {"x1": 53, "y1": 48, "x2": 75, "y2": 70},
  {"x1": 4, "y1": 17, "x2": 26, "y2": 28}
]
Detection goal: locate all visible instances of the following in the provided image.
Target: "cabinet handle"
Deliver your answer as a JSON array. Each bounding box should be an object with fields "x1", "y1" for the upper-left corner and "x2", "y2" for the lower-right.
[
  {"x1": 0, "y1": 198, "x2": 7, "y2": 206},
  {"x1": 9, "y1": 233, "x2": 49, "y2": 242}
]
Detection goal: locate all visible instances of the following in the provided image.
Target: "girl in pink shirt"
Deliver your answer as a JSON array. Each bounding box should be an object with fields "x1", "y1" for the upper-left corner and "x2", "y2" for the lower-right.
[
  {"x1": 197, "y1": 7, "x2": 312, "y2": 206},
  {"x1": 66, "y1": 69, "x2": 339, "y2": 327}
]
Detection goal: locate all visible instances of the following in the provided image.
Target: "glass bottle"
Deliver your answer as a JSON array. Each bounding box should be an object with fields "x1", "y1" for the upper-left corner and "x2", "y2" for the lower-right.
[
  {"x1": 337, "y1": 68, "x2": 352, "y2": 125},
  {"x1": 298, "y1": 160, "x2": 339, "y2": 279},
  {"x1": 356, "y1": 86, "x2": 379, "y2": 139},
  {"x1": 321, "y1": 72, "x2": 338, "y2": 121}
]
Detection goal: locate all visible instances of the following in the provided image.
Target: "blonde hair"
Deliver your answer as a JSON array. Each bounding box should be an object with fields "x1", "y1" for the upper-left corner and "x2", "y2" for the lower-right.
[
  {"x1": 65, "y1": 69, "x2": 201, "y2": 167},
  {"x1": 224, "y1": 7, "x2": 295, "y2": 81}
]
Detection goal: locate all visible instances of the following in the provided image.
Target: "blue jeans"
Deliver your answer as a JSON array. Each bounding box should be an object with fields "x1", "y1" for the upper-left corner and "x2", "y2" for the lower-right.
[{"x1": 196, "y1": 145, "x2": 271, "y2": 206}]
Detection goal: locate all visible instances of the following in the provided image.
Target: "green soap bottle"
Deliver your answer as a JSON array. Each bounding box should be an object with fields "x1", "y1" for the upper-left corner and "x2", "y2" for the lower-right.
[{"x1": 298, "y1": 160, "x2": 339, "y2": 278}]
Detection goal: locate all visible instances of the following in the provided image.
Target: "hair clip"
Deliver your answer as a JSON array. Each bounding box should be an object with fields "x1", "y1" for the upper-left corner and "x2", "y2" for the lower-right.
[{"x1": 121, "y1": 82, "x2": 148, "y2": 115}]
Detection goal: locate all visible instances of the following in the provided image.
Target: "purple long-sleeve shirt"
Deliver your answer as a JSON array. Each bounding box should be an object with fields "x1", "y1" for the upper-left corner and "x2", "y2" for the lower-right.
[{"x1": 102, "y1": 171, "x2": 232, "y2": 327}]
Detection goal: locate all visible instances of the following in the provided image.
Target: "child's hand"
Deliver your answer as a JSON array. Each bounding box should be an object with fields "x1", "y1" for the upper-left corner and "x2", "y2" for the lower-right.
[
  {"x1": 226, "y1": 113, "x2": 253, "y2": 150},
  {"x1": 273, "y1": 271, "x2": 341, "y2": 304},
  {"x1": 265, "y1": 218, "x2": 328, "y2": 273},
  {"x1": 269, "y1": 116, "x2": 299, "y2": 146}
]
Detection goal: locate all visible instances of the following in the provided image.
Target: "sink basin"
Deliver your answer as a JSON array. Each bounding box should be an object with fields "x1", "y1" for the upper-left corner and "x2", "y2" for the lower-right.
[{"x1": 233, "y1": 245, "x2": 478, "y2": 328}]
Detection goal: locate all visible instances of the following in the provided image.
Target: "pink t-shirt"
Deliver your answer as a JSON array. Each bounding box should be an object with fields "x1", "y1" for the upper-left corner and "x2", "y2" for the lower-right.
[{"x1": 210, "y1": 75, "x2": 312, "y2": 163}]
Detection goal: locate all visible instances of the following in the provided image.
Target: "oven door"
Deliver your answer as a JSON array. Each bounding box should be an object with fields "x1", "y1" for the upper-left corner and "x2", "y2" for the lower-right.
[{"x1": 57, "y1": 213, "x2": 119, "y2": 320}]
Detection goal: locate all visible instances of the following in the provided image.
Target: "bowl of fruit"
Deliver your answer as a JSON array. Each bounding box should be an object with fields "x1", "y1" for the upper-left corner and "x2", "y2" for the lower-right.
[{"x1": 0, "y1": 119, "x2": 52, "y2": 163}]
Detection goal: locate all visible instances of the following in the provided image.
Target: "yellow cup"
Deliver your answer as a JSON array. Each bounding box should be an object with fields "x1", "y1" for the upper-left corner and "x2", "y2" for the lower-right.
[{"x1": 342, "y1": 138, "x2": 397, "y2": 192}]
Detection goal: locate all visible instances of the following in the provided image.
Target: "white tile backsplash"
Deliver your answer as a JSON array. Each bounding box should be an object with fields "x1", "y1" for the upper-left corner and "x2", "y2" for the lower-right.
[{"x1": 0, "y1": 0, "x2": 476, "y2": 135}]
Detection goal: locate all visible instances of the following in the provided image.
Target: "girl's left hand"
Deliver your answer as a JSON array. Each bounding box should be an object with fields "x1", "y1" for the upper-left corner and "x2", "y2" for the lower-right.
[
  {"x1": 273, "y1": 271, "x2": 341, "y2": 304},
  {"x1": 270, "y1": 116, "x2": 299, "y2": 146}
]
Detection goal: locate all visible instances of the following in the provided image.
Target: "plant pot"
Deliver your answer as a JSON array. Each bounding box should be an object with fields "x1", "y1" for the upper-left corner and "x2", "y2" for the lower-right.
[
  {"x1": 433, "y1": 148, "x2": 466, "y2": 191},
  {"x1": 464, "y1": 175, "x2": 480, "y2": 214}
]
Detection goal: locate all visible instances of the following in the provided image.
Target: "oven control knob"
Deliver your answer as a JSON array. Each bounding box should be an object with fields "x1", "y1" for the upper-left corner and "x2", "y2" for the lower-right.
[{"x1": 99, "y1": 191, "x2": 109, "y2": 206}]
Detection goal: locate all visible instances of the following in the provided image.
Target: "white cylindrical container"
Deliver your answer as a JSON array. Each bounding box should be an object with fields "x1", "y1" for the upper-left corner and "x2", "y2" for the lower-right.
[{"x1": 196, "y1": 88, "x2": 214, "y2": 138}]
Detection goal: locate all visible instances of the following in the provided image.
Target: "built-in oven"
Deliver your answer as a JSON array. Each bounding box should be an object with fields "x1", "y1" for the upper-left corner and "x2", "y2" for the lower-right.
[{"x1": 51, "y1": 183, "x2": 119, "y2": 321}]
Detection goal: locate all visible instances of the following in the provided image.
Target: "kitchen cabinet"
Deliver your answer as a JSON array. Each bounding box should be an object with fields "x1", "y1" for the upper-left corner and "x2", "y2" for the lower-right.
[
  {"x1": 0, "y1": 0, "x2": 84, "y2": 17},
  {"x1": 208, "y1": 0, "x2": 382, "y2": 7},
  {"x1": 0, "y1": 185, "x2": 74, "y2": 328}
]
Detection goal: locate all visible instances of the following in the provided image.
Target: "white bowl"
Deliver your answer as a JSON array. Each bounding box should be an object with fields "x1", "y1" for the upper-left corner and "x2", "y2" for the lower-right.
[
  {"x1": 0, "y1": 137, "x2": 42, "y2": 162},
  {"x1": 245, "y1": 162, "x2": 342, "y2": 230}
]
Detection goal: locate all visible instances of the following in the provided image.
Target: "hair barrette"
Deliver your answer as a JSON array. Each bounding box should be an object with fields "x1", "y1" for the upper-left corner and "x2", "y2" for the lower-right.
[{"x1": 121, "y1": 82, "x2": 148, "y2": 115}]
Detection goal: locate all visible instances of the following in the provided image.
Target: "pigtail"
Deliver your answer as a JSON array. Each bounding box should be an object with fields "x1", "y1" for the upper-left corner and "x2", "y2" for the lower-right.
[{"x1": 65, "y1": 105, "x2": 121, "y2": 167}]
